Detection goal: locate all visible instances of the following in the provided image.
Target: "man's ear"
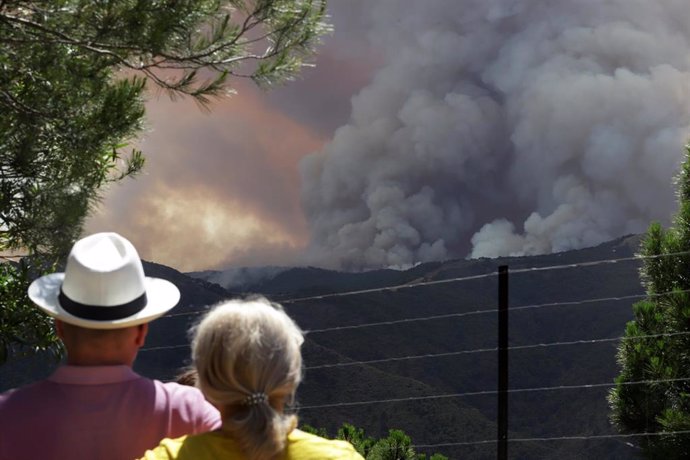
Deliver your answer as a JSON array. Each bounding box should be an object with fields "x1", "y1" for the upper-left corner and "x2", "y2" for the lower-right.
[
  {"x1": 54, "y1": 319, "x2": 65, "y2": 340},
  {"x1": 134, "y1": 323, "x2": 149, "y2": 347}
]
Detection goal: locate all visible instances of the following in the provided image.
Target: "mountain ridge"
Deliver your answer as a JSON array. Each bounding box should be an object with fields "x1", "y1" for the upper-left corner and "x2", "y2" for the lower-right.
[{"x1": 1, "y1": 234, "x2": 646, "y2": 459}]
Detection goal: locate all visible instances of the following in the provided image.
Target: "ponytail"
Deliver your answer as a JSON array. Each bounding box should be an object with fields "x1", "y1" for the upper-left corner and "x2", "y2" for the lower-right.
[{"x1": 191, "y1": 297, "x2": 304, "y2": 460}]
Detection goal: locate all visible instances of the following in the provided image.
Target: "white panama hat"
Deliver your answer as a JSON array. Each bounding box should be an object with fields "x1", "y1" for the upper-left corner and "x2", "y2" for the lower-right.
[{"x1": 28, "y1": 232, "x2": 180, "y2": 329}]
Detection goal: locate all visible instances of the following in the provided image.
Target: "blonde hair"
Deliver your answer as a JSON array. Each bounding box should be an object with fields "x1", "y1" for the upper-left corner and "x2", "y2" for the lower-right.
[
  {"x1": 191, "y1": 297, "x2": 304, "y2": 460},
  {"x1": 174, "y1": 367, "x2": 198, "y2": 387}
]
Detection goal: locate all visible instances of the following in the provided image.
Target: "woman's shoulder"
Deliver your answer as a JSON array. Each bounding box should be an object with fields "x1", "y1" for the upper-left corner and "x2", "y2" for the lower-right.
[
  {"x1": 141, "y1": 431, "x2": 236, "y2": 460},
  {"x1": 140, "y1": 435, "x2": 189, "y2": 460},
  {"x1": 287, "y1": 429, "x2": 365, "y2": 459}
]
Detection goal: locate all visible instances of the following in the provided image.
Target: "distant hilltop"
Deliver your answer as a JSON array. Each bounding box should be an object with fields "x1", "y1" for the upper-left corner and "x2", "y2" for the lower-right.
[{"x1": 188, "y1": 233, "x2": 644, "y2": 295}]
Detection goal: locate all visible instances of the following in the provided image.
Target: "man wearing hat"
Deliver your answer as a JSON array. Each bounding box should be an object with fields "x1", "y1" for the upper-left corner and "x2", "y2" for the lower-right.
[{"x1": 0, "y1": 232, "x2": 221, "y2": 460}]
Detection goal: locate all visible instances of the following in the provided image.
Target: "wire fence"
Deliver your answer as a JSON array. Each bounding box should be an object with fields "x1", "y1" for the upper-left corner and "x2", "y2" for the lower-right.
[
  {"x1": 138, "y1": 248, "x2": 690, "y2": 455},
  {"x1": 297, "y1": 377, "x2": 690, "y2": 410},
  {"x1": 412, "y1": 429, "x2": 690, "y2": 449},
  {"x1": 140, "y1": 289, "x2": 688, "y2": 352}
]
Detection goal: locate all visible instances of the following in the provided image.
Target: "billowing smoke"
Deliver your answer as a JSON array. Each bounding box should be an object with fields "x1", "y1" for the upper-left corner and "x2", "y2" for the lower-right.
[{"x1": 300, "y1": 0, "x2": 690, "y2": 270}]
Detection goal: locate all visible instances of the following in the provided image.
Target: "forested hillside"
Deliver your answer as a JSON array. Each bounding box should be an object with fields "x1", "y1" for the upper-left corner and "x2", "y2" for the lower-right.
[{"x1": 2, "y1": 235, "x2": 644, "y2": 459}]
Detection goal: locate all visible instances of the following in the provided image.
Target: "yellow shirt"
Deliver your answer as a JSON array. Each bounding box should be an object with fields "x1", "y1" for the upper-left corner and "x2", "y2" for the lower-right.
[{"x1": 141, "y1": 428, "x2": 364, "y2": 460}]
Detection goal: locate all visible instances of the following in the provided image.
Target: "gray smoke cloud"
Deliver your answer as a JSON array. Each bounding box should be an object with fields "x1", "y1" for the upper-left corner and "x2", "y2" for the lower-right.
[{"x1": 299, "y1": 0, "x2": 690, "y2": 270}]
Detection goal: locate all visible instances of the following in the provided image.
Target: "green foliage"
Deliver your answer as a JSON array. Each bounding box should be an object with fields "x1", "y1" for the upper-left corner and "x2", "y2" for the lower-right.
[
  {"x1": 337, "y1": 423, "x2": 375, "y2": 457},
  {"x1": 1, "y1": 1, "x2": 330, "y2": 98},
  {"x1": 610, "y1": 144, "x2": 690, "y2": 457},
  {"x1": 0, "y1": 260, "x2": 63, "y2": 364},
  {"x1": 0, "y1": 0, "x2": 330, "y2": 363},
  {"x1": 366, "y1": 429, "x2": 417, "y2": 460}
]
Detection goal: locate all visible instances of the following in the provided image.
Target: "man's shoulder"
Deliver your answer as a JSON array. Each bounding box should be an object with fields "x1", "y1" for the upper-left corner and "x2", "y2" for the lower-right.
[
  {"x1": 152, "y1": 380, "x2": 213, "y2": 412},
  {"x1": 0, "y1": 379, "x2": 52, "y2": 420},
  {"x1": 152, "y1": 380, "x2": 221, "y2": 430},
  {"x1": 0, "y1": 379, "x2": 48, "y2": 403},
  {"x1": 0, "y1": 386, "x2": 18, "y2": 407},
  {"x1": 153, "y1": 380, "x2": 206, "y2": 400}
]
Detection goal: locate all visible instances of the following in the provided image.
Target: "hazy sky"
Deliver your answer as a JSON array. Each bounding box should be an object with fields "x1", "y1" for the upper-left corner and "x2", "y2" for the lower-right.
[
  {"x1": 85, "y1": 1, "x2": 375, "y2": 271},
  {"x1": 86, "y1": 0, "x2": 690, "y2": 272}
]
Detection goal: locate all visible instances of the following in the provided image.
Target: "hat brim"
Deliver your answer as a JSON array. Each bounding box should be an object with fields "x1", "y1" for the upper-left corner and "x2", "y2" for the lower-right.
[{"x1": 28, "y1": 273, "x2": 181, "y2": 330}]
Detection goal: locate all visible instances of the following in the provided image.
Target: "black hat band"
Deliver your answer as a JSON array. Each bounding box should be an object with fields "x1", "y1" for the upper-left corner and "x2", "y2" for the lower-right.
[{"x1": 58, "y1": 288, "x2": 148, "y2": 321}]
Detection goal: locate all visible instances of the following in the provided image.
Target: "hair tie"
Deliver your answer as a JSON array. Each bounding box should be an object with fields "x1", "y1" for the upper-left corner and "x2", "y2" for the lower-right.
[{"x1": 243, "y1": 392, "x2": 268, "y2": 406}]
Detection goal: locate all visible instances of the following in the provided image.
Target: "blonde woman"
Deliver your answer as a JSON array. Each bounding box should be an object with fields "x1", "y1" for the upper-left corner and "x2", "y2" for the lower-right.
[{"x1": 142, "y1": 297, "x2": 363, "y2": 460}]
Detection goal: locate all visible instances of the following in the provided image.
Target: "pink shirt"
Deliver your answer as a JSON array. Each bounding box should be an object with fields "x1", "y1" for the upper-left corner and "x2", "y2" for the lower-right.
[{"x1": 0, "y1": 365, "x2": 221, "y2": 460}]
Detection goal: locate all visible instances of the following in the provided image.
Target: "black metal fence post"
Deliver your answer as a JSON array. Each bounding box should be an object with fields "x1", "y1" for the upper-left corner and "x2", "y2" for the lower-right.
[{"x1": 498, "y1": 265, "x2": 509, "y2": 460}]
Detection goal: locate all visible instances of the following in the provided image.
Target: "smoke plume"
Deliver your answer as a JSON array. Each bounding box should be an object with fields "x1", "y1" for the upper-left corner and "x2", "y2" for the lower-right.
[{"x1": 300, "y1": 0, "x2": 690, "y2": 270}]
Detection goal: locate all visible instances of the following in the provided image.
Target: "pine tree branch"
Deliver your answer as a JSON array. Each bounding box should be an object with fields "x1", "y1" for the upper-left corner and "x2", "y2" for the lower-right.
[
  {"x1": 0, "y1": 90, "x2": 47, "y2": 117},
  {"x1": 0, "y1": 1, "x2": 326, "y2": 79}
]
